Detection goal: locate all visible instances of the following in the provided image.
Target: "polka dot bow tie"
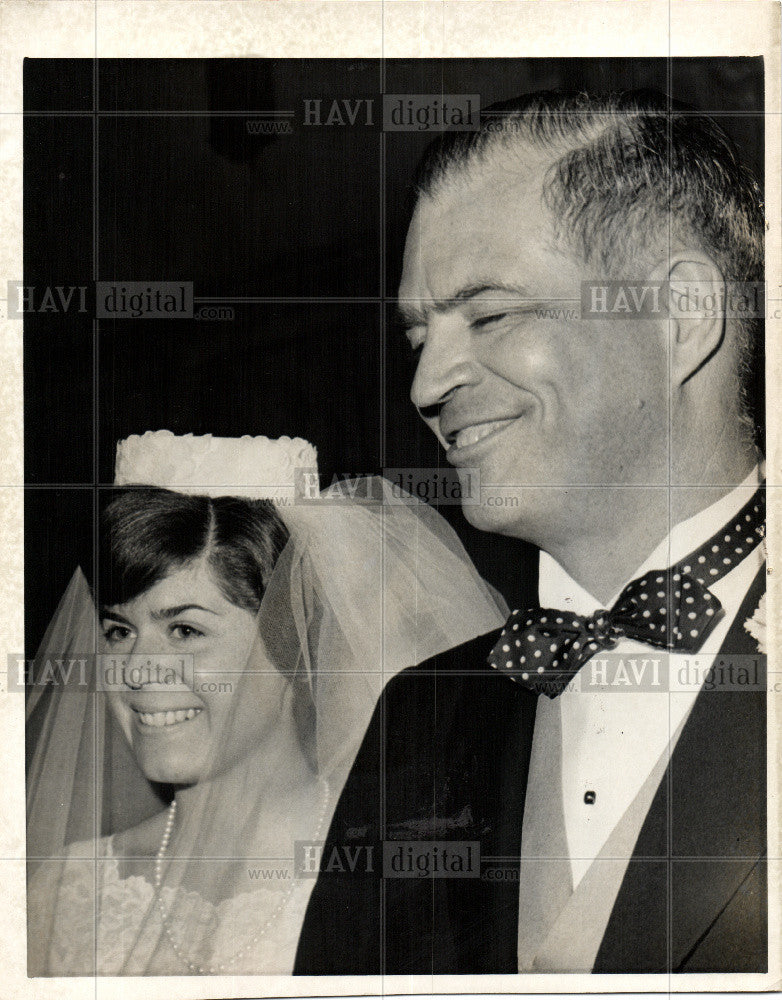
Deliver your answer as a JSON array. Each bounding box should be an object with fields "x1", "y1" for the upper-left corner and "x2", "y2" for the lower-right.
[{"x1": 488, "y1": 485, "x2": 765, "y2": 697}]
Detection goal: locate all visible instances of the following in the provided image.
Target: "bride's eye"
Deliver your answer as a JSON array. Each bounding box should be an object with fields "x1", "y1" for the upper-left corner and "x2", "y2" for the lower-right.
[
  {"x1": 170, "y1": 623, "x2": 205, "y2": 640},
  {"x1": 102, "y1": 623, "x2": 133, "y2": 644}
]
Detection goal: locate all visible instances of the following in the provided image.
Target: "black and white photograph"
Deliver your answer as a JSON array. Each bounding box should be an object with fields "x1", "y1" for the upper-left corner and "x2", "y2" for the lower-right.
[{"x1": 2, "y1": 2, "x2": 780, "y2": 996}]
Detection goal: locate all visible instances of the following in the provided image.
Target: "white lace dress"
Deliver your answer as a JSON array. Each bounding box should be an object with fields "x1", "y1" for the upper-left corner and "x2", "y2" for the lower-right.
[{"x1": 28, "y1": 834, "x2": 318, "y2": 976}]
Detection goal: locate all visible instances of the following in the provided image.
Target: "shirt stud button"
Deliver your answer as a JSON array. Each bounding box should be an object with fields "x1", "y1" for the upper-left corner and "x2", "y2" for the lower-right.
[{"x1": 584, "y1": 790, "x2": 596, "y2": 805}]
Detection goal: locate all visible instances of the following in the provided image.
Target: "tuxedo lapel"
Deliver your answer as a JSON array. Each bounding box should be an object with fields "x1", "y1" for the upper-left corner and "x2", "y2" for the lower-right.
[
  {"x1": 294, "y1": 628, "x2": 538, "y2": 975},
  {"x1": 594, "y1": 565, "x2": 767, "y2": 972},
  {"x1": 428, "y1": 643, "x2": 537, "y2": 973}
]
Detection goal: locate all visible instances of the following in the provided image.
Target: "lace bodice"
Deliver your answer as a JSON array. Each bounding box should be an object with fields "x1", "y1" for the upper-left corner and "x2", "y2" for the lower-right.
[{"x1": 29, "y1": 835, "x2": 316, "y2": 976}]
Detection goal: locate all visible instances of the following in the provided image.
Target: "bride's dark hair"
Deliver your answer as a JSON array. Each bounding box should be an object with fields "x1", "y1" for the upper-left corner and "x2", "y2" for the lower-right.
[{"x1": 98, "y1": 487, "x2": 290, "y2": 613}]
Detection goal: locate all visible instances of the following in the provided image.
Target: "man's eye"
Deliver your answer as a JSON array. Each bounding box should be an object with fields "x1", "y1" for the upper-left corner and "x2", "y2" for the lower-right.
[
  {"x1": 102, "y1": 624, "x2": 132, "y2": 643},
  {"x1": 471, "y1": 312, "x2": 509, "y2": 329},
  {"x1": 171, "y1": 624, "x2": 205, "y2": 640}
]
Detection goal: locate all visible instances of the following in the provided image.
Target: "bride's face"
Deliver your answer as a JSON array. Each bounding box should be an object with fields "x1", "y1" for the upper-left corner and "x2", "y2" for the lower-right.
[{"x1": 100, "y1": 557, "x2": 284, "y2": 785}]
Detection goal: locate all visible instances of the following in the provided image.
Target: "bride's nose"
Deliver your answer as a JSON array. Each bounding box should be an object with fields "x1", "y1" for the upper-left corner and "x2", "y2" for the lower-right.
[
  {"x1": 120, "y1": 656, "x2": 140, "y2": 690},
  {"x1": 121, "y1": 633, "x2": 191, "y2": 691}
]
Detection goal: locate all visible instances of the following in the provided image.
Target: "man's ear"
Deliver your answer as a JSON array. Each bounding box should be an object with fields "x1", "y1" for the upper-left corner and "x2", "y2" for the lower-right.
[{"x1": 663, "y1": 254, "x2": 727, "y2": 387}]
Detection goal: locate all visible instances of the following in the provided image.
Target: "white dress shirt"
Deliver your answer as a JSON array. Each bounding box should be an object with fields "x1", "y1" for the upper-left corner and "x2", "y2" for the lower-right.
[{"x1": 533, "y1": 467, "x2": 764, "y2": 889}]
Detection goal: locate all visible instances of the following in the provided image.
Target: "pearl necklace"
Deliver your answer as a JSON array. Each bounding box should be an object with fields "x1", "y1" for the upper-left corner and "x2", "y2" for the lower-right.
[{"x1": 153, "y1": 777, "x2": 330, "y2": 975}]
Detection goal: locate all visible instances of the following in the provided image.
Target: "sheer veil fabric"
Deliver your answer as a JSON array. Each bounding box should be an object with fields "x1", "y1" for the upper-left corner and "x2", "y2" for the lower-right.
[{"x1": 26, "y1": 478, "x2": 507, "y2": 975}]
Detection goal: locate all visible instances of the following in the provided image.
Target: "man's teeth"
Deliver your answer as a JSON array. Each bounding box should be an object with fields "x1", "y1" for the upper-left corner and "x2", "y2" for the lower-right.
[
  {"x1": 136, "y1": 708, "x2": 202, "y2": 727},
  {"x1": 454, "y1": 419, "x2": 514, "y2": 449}
]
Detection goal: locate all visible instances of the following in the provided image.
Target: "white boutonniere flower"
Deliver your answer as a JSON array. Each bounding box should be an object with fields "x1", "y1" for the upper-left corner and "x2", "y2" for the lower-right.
[{"x1": 744, "y1": 593, "x2": 766, "y2": 654}]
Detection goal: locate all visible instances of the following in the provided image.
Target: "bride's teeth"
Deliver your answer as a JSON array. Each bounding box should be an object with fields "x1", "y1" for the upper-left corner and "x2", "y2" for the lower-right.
[
  {"x1": 137, "y1": 708, "x2": 201, "y2": 727},
  {"x1": 455, "y1": 420, "x2": 512, "y2": 449}
]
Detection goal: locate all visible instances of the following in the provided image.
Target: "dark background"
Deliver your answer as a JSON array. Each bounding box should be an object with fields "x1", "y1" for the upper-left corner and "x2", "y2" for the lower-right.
[{"x1": 24, "y1": 57, "x2": 765, "y2": 654}]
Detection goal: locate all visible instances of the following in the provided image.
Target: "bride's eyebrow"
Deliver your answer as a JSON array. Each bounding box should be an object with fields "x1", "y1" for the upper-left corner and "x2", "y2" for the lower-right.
[
  {"x1": 99, "y1": 608, "x2": 132, "y2": 624},
  {"x1": 151, "y1": 604, "x2": 221, "y2": 620}
]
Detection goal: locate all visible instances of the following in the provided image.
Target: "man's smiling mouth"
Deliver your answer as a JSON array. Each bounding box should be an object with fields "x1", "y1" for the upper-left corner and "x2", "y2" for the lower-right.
[{"x1": 449, "y1": 418, "x2": 516, "y2": 451}]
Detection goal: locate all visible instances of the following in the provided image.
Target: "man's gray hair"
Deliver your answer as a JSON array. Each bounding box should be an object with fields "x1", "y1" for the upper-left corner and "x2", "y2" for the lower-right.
[{"x1": 413, "y1": 90, "x2": 764, "y2": 427}]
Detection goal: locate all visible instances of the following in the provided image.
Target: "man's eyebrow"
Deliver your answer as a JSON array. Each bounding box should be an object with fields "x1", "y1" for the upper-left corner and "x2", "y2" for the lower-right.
[
  {"x1": 397, "y1": 282, "x2": 532, "y2": 326},
  {"x1": 395, "y1": 301, "x2": 428, "y2": 327},
  {"x1": 451, "y1": 282, "x2": 532, "y2": 304}
]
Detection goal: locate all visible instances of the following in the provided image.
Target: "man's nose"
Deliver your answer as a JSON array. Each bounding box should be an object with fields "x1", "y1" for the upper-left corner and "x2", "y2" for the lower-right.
[{"x1": 410, "y1": 321, "x2": 478, "y2": 412}]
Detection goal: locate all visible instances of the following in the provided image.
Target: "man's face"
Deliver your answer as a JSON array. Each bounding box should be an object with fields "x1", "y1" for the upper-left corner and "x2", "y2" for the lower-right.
[{"x1": 398, "y1": 155, "x2": 671, "y2": 546}]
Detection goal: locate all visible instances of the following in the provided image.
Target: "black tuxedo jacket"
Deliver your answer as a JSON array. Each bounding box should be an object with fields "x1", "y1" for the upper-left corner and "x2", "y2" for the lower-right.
[{"x1": 295, "y1": 566, "x2": 767, "y2": 975}]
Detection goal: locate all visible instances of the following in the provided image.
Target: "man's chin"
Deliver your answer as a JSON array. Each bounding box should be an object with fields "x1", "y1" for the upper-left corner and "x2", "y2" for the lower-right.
[{"x1": 460, "y1": 486, "x2": 528, "y2": 535}]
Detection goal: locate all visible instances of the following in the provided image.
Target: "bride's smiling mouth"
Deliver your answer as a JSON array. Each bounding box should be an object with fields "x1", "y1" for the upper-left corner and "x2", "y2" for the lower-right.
[{"x1": 132, "y1": 707, "x2": 203, "y2": 729}]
